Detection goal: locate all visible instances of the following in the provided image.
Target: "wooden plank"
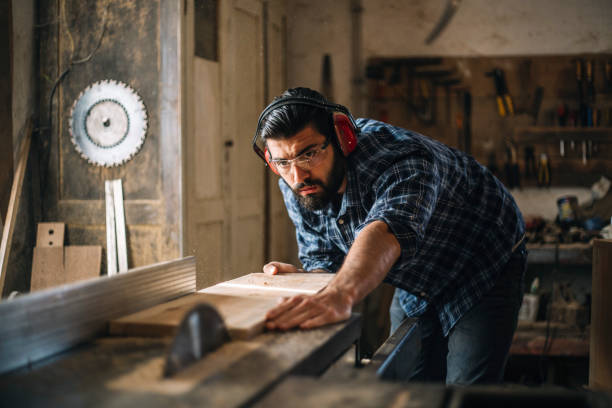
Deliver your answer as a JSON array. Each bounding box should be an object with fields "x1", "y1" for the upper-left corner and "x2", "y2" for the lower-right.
[
  {"x1": 30, "y1": 246, "x2": 102, "y2": 291},
  {"x1": 109, "y1": 293, "x2": 280, "y2": 340},
  {"x1": 0, "y1": 256, "x2": 196, "y2": 374},
  {"x1": 105, "y1": 180, "x2": 117, "y2": 276},
  {"x1": 64, "y1": 246, "x2": 102, "y2": 283},
  {"x1": 110, "y1": 272, "x2": 335, "y2": 339},
  {"x1": 200, "y1": 272, "x2": 335, "y2": 297},
  {"x1": 0, "y1": 122, "x2": 31, "y2": 294},
  {"x1": 30, "y1": 247, "x2": 64, "y2": 291},
  {"x1": 36, "y1": 222, "x2": 65, "y2": 247},
  {"x1": 112, "y1": 179, "x2": 128, "y2": 273},
  {"x1": 590, "y1": 239, "x2": 612, "y2": 390}
]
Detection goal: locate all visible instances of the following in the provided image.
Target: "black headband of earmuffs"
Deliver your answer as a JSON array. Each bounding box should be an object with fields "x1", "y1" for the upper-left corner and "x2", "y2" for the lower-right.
[{"x1": 251, "y1": 96, "x2": 358, "y2": 162}]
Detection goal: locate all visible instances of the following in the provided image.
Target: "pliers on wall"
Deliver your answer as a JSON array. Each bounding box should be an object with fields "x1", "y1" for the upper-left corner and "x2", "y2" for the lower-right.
[{"x1": 486, "y1": 68, "x2": 514, "y2": 117}]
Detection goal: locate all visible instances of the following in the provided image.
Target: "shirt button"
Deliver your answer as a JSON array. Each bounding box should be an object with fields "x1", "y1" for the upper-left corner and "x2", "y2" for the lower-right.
[
  {"x1": 420, "y1": 291, "x2": 427, "y2": 298},
  {"x1": 338, "y1": 218, "x2": 344, "y2": 225}
]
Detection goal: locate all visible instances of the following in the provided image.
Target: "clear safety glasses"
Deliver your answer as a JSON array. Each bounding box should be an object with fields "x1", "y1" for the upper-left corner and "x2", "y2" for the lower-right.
[{"x1": 269, "y1": 140, "x2": 330, "y2": 174}]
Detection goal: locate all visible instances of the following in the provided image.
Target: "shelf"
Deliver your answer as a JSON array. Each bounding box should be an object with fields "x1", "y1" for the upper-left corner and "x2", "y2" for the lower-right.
[
  {"x1": 515, "y1": 127, "x2": 612, "y2": 144},
  {"x1": 511, "y1": 322, "x2": 589, "y2": 357},
  {"x1": 527, "y1": 243, "x2": 593, "y2": 265}
]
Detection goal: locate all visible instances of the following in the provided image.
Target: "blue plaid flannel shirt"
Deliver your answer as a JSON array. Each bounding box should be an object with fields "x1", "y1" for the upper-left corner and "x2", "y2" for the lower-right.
[{"x1": 279, "y1": 119, "x2": 525, "y2": 335}]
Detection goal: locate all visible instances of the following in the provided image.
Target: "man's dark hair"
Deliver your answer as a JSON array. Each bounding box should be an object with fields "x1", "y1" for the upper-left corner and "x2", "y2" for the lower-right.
[{"x1": 259, "y1": 88, "x2": 336, "y2": 145}]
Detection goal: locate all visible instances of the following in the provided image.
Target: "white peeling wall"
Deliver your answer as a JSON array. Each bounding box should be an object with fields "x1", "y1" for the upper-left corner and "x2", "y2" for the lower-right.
[
  {"x1": 287, "y1": 0, "x2": 612, "y2": 115},
  {"x1": 363, "y1": 0, "x2": 612, "y2": 57},
  {"x1": 286, "y1": 0, "x2": 352, "y2": 108}
]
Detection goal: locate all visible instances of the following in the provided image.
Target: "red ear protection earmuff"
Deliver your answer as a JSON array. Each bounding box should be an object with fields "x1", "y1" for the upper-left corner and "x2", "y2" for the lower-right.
[
  {"x1": 332, "y1": 112, "x2": 357, "y2": 157},
  {"x1": 264, "y1": 148, "x2": 280, "y2": 175},
  {"x1": 252, "y1": 96, "x2": 359, "y2": 171}
]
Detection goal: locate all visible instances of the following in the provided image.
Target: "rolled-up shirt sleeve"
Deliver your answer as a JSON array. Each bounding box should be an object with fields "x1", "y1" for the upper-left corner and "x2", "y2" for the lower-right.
[{"x1": 357, "y1": 153, "x2": 440, "y2": 282}]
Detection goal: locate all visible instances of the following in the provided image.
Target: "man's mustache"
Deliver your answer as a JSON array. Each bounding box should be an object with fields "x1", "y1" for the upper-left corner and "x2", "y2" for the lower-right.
[{"x1": 294, "y1": 180, "x2": 324, "y2": 191}]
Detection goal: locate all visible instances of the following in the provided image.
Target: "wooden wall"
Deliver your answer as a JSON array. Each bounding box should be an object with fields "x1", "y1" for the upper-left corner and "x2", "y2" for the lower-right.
[
  {"x1": 590, "y1": 239, "x2": 612, "y2": 389},
  {"x1": 37, "y1": 0, "x2": 181, "y2": 274},
  {"x1": 0, "y1": 0, "x2": 13, "y2": 222}
]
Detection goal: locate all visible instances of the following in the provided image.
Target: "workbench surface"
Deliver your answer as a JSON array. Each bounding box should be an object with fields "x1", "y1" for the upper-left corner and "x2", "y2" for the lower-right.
[
  {"x1": 255, "y1": 376, "x2": 612, "y2": 408},
  {"x1": 0, "y1": 316, "x2": 360, "y2": 407}
]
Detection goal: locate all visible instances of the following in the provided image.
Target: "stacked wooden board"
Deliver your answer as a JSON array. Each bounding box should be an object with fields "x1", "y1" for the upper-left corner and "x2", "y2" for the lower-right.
[
  {"x1": 30, "y1": 223, "x2": 102, "y2": 291},
  {"x1": 109, "y1": 272, "x2": 335, "y2": 340}
]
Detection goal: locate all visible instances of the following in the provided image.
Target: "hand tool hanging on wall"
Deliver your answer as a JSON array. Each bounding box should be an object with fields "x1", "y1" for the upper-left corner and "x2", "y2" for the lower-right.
[
  {"x1": 585, "y1": 60, "x2": 595, "y2": 127},
  {"x1": 434, "y1": 78, "x2": 461, "y2": 125},
  {"x1": 604, "y1": 60, "x2": 612, "y2": 92},
  {"x1": 503, "y1": 144, "x2": 520, "y2": 189},
  {"x1": 531, "y1": 86, "x2": 544, "y2": 125},
  {"x1": 523, "y1": 146, "x2": 536, "y2": 179},
  {"x1": 407, "y1": 64, "x2": 453, "y2": 126},
  {"x1": 487, "y1": 152, "x2": 499, "y2": 177},
  {"x1": 408, "y1": 77, "x2": 436, "y2": 125},
  {"x1": 486, "y1": 68, "x2": 514, "y2": 117},
  {"x1": 425, "y1": 0, "x2": 462, "y2": 44},
  {"x1": 454, "y1": 89, "x2": 472, "y2": 154},
  {"x1": 575, "y1": 59, "x2": 587, "y2": 127},
  {"x1": 537, "y1": 153, "x2": 551, "y2": 187},
  {"x1": 321, "y1": 54, "x2": 334, "y2": 101}
]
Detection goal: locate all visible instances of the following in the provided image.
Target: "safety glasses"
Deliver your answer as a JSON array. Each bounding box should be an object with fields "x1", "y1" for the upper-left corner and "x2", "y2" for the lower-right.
[{"x1": 269, "y1": 140, "x2": 330, "y2": 174}]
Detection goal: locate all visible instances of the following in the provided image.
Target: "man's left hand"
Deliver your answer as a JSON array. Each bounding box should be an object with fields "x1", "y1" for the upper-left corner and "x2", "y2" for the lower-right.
[{"x1": 265, "y1": 287, "x2": 352, "y2": 330}]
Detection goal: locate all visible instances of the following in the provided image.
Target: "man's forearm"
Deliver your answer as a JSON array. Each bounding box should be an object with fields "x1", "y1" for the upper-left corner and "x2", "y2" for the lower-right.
[{"x1": 326, "y1": 220, "x2": 401, "y2": 306}]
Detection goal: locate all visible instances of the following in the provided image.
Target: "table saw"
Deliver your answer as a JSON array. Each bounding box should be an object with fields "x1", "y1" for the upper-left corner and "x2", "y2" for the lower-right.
[
  {"x1": 1, "y1": 257, "x2": 610, "y2": 407},
  {"x1": 0, "y1": 257, "x2": 363, "y2": 407}
]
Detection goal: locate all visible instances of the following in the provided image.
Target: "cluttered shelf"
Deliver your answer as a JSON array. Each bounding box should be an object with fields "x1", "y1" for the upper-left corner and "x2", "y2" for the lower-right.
[
  {"x1": 515, "y1": 127, "x2": 612, "y2": 144},
  {"x1": 526, "y1": 242, "x2": 592, "y2": 265},
  {"x1": 510, "y1": 127, "x2": 612, "y2": 187},
  {"x1": 510, "y1": 321, "x2": 589, "y2": 357}
]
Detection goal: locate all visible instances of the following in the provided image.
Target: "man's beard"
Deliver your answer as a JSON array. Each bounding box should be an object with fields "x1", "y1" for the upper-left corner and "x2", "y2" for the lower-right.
[{"x1": 291, "y1": 152, "x2": 346, "y2": 211}]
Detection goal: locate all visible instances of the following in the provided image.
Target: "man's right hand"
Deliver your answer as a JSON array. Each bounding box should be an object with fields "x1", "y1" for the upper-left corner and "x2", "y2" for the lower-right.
[{"x1": 263, "y1": 262, "x2": 302, "y2": 275}]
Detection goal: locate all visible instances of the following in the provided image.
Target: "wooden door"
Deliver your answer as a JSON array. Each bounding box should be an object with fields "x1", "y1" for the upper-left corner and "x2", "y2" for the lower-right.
[
  {"x1": 184, "y1": 0, "x2": 225, "y2": 289},
  {"x1": 265, "y1": 0, "x2": 298, "y2": 265},
  {"x1": 185, "y1": 0, "x2": 267, "y2": 288},
  {"x1": 225, "y1": 0, "x2": 266, "y2": 279}
]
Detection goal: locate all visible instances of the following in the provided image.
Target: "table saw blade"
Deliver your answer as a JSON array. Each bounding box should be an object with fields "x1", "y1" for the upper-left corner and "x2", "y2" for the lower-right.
[{"x1": 163, "y1": 303, "x2": 230, "y2": 378}]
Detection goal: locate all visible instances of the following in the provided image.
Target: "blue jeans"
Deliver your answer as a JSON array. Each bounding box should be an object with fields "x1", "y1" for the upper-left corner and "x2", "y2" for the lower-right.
[{"x1": 389, "y1": 244, "x2": 527, "y2": 385}]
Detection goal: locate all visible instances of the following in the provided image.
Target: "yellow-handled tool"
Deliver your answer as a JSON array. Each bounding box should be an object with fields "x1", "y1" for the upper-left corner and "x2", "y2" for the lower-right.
[{"x1": 487, "y1": 68, "x2": 514, "y2": 117}]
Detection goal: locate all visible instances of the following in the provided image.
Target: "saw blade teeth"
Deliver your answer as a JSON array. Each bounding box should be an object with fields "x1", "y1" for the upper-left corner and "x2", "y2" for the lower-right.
[{"x1": 69, "y1": 79, "x2": 148, "y2": 167}]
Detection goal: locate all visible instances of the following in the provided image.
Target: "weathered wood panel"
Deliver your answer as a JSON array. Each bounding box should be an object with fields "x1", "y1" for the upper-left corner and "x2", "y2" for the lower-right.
[
  {"x1": 38, "y1": 0, "x2": 181, "y2": 269},
  {"x1": 0, "y1": 0, "x2": 12, "y2": 221},
  {"x1": 590, "y1": 239, "x2": 612, "y2": 390}
]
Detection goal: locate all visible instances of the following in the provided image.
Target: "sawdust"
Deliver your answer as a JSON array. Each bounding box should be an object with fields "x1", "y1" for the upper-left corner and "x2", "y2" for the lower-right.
[{"x1": 105, "y1": 340, "x2": 261, "y2": 395}]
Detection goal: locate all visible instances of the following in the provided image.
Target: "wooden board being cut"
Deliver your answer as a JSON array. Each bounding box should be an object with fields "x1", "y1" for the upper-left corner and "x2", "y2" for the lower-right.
[
  {"x1": 110, "y1": 272, "x2": 335, "y2": 340},
  {"x1": 200, "y1": 272, "x2": 335, "y2": 297},
  {"x1": 109, "y1": 293, "x2": 280, "y2": 340}
]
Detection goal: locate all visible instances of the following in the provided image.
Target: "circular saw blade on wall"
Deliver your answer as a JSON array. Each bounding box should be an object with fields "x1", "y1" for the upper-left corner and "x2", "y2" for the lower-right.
[{"x1": 70, "y1": 79, "x2": 148, "y2": 167}]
